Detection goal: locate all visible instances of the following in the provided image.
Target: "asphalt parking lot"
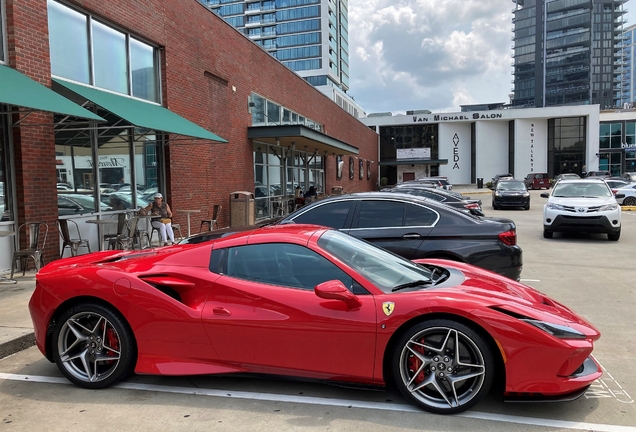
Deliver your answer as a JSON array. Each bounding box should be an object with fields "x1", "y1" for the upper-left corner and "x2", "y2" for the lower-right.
[{"x1": 0, "y1": 189, "x2": 634, "y2": 431}]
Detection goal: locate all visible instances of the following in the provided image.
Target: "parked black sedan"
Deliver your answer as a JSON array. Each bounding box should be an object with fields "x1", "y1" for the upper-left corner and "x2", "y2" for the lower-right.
[
  {"x1": 278, "y1": 192, "x2": 523, "y2": 280},
  {"x1": 492, "y1": 179, "x2": 530, "y2": 210},
  {"x1": 385, "y1": 185, "x2": 484, "y2": 216}
]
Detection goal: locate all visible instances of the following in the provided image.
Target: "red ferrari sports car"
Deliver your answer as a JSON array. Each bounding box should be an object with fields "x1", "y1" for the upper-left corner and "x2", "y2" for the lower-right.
[{"x1": 29, "y1": 225, "x2": 601, "y2": 414}]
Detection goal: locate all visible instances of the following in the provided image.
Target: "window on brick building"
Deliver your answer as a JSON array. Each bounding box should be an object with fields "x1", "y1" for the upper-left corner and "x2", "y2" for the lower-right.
[
  {"x1": 0, "y1": 113, "x2": 13, "y2": 222},
  {"x1": 47, "y1": 0, "x2": 160, "y2": 103},
  {"x1": 0, "y1": 0, "x2": 6, "y2": 64}
]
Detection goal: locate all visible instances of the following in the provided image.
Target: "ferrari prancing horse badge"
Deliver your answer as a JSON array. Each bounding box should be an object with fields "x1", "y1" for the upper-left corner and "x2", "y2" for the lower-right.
[{"x1": 382, "y1": 302, "x2": 395, "y2": 317}]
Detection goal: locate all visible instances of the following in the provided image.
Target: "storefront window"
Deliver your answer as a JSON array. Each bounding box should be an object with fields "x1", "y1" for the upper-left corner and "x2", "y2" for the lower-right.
[
  {"x1": 626, "y1": 122, "x2": 636, "y2": 146},
  {"x1": 599, "y1": 122, "x2": 622, "y2": 149},
  {"x1": 47, "y1": 0, "x2": 160, "y2": 103},
  {"x1": 1, "y1": 0, "x2": 6, "y2": 64},
  {"x1": 249, "y1": 93, "x2": 321, "y2": 129},
  {"x1": 253, "y1": 142, "x2": 323, "y2": 219},
  {"x1": 626, "y1": 151, "x2": 636, "y2": 172},
  {"x1": 47, "y1": 0, "x2": 90, "y2": 84},
  {"x1": 131, "y1": 39, "x2": 158, "y2": 102},
  {"x1": 0, "y1": 112, "x2": 12, "y2": 221},
  {"x1": 92, "y1": 20, "x2": 128, "y2": 95},
  {"x1": 54, "y1": 113, "x2": 161, "y2": 217}
]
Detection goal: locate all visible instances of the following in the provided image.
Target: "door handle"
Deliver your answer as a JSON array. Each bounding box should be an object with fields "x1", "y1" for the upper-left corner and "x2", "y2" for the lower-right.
[
  {"x1": 402, "y1": 234, "x2": 421, "y2": 239},
  {"x1": 213, "y1": 307, "x2": 231, "y2": 316}
]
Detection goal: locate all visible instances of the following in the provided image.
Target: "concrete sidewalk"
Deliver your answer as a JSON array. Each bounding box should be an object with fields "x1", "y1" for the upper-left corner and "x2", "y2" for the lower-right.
[{"x1": 0, "y1": 271, "x2": 36, "y2": 359}]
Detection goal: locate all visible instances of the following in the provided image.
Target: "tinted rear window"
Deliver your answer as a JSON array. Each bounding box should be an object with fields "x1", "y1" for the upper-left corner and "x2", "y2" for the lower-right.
[{"x1": 291, "y1": 201, "x2": 352, "y2": 229}]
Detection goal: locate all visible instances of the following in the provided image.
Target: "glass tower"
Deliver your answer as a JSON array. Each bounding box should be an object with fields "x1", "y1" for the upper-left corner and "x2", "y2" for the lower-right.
[
  {"x1": 201, "y1": 0, "x2": 350, "y2": 94},
  {"x1": 620, "y1": 24, "x2": 635, "y2": 106},
  {"x1": 512, "y1": 0, "x2": 627, "y2": 109}
]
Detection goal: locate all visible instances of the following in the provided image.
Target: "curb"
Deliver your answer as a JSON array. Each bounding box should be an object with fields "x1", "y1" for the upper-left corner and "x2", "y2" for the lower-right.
[
  {"x1": 0, "y1": 333, "x2": 36, "y2": 360},
  {"x1": 622, "y1": 206, "x2": 636, "y2": 211}
]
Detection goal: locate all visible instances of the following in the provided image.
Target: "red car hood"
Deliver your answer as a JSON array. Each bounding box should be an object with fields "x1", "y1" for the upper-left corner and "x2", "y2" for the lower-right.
[{"x1": 418, "y1": 259, "x2": 598, "y2": 333}]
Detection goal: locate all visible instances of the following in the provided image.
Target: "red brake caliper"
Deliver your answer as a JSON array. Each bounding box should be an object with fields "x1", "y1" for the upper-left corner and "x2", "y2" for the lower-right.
[
  {"x1": 105, "y1": 324, "x2": 120, "y2": 363},
  {"x1": 407, "y1": 338, "x2": 426, "y2": 384}
]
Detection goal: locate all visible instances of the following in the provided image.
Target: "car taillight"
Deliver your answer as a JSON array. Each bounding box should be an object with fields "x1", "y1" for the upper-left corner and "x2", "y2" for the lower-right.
[
  {"x1": 464, "y1": 203, "x2": 480, "y2": 210},
  {"x1": 611, "y1": 189, "x2": 618, "y2": 195},
  {"x1": 498, "y1": 230, "x2": 517, "y2": 246}
]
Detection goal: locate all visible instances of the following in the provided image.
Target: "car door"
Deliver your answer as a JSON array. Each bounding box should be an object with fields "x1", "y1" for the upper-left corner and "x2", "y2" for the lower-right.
[
  {"x1": 202, "y1": 242, "x2": 377, "y2": 381},
  {"x1": 349, "y1": 199, "x2": 435, "y2": 259}
]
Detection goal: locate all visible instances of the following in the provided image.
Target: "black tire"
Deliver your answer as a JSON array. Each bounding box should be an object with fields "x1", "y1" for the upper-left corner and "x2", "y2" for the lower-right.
[
  {"x1": 543, "y1": 229, "x2": 553, "y2": 238},
  {"x1": 624, "y1": 197, "x2": 636, "y2": 206},
  {"x1": 52, "y1": 302, "x2": 136, "y2": 389},
  {"x1": 524, "y1": 204, "x2": 530, "y2": 210},
  {"x1": 491, "y1": 201, "x2": 498, "y2": 210},
  {"x1": 391, "y1": 319, "x2": 494, "y2": 414},
  {"x1": 608, "y1": 229, "x2": 621, "y2": 241}
]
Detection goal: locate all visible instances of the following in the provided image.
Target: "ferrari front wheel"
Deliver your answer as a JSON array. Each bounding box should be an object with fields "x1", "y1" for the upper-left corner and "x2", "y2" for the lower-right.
[
  {"x1": 52, "y1": 302, "x2": 136, "y2": 389},
  {"x1": 392, "y1": 319, "x2": 494, "y2": 414}
]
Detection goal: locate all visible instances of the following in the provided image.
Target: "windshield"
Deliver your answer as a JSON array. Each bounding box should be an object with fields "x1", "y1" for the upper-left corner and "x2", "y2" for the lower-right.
[
  {"x1": 497, "y1": 181, "x2": 526, "y2": 191},
  {"x1": 552, "y1": 182, "x2": 612, "y2": 198},
  {"x1": 317, "y1": 230, "x2": 433, "y2": 293}
]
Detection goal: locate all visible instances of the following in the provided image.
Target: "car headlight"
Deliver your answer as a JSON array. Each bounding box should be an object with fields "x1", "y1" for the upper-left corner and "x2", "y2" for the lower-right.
[
  {"x1": 599, "y1": 204, "x2": 618, "y2": 212},
  {"x1": 522, "y1": 192, "x2": 530, "y2": 197},
  {"x1": 522, "y1": 319, "x2": 586, "y2": 339},
  {"x1": 495, "y1": 192, "x2": 501, "y2": 197},
  {"x1": 547, "y1": 203, "x2": 566, "y2": 211}
]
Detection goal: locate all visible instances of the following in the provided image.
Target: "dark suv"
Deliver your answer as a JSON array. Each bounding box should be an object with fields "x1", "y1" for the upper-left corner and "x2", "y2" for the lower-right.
[{"x1": 278, "y1": 192, "x2": 523, "y2": 280}]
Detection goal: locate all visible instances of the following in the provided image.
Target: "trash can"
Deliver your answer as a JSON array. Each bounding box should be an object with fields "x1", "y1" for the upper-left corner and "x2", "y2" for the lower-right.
[
  {"x1": 230, "y1": 191, "x2": 255, "y2": 227},
  {"x1": 477, "y1": 178, "x2": 484, "y2": 189},
  {"x1": 331, "y1": 186, "x2": 343, "y2": 195}
]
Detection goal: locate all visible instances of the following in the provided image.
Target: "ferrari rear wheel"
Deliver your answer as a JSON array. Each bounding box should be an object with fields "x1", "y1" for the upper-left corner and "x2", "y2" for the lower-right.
[
  {"x1": 52, "y1": 302, "x2": 136, "y2": 389},
  {"x1": 392, "y1": 319, "x2": 494, "y2": 414}
]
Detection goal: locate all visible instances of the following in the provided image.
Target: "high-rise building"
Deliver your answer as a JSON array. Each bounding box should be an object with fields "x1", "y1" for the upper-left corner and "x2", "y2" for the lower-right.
[
  {"x1": 512, "y1": 0, "x2": 627, "y2": 109},
  {"x1": 620, "y1": 23, "x2": 636, "y2": 106},
  {"x1": 201, "y1": 0, "x2": 365, "y2": 117}
]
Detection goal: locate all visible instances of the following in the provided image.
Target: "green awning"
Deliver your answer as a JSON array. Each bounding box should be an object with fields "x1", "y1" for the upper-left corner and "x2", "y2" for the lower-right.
[
  {"x1": 0, "y1": 65, "x2": 104, "y2": 120},
  {"x1": 53, "y1": 79, "x2": 227, "y2": 142},
  {"x1": 248, "y1": 125, "x2": 358, "y2": 155}
]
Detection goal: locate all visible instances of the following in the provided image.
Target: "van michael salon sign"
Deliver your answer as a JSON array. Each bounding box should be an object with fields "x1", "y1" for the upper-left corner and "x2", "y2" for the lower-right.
[{"x1": 412, "y1": 113, "x2": 503, "y2": 123}]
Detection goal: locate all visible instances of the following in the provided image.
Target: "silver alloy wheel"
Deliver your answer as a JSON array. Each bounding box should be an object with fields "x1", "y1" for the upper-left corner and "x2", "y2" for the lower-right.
[
  {"x1": 57, "y1": 311, "x2": 122, "y2": 383},
  {"x1": 398, "y1": 326, "x2": 486, "y2": 410}
]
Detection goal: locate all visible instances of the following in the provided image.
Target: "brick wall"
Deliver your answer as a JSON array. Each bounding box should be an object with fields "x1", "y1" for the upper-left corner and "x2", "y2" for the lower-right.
[
  {"x1": 7, "y1": 0, "x2": 59, "y2": 264},
  {"x1": 8, "y1": 0, "x2": 378, "y2": 252}
]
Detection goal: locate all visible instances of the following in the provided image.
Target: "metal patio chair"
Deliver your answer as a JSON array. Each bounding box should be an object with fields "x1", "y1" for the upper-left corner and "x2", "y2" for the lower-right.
[
  {"x1": 10, "y1": 222, "x2": 48, "y2": 278},
  {"x1": 199, "y1": 204, "x2": 221, "y2": 232},
  {"x1": 58, "y1": 219, "x2": 91, "y2": 258}
]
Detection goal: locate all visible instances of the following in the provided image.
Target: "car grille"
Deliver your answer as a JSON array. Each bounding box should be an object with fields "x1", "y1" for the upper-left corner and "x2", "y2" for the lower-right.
[
  {"x1": 560, "y1": 215, "x2": 604, "y2": 227},
  {"x1": 562, "y1": 206, "x2": 601, "y2": 213}
]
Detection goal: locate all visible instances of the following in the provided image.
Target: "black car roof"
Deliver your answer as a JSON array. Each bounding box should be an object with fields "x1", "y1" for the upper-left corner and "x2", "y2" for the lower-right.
[{"x1": 286, "y1": 192, "x2": 479, "y2": 219}]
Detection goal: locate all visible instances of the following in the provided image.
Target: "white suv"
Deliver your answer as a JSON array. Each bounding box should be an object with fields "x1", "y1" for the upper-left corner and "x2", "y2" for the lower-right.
[{"x1": 541, "y1": 179, "x2": 622, "y2": 241}]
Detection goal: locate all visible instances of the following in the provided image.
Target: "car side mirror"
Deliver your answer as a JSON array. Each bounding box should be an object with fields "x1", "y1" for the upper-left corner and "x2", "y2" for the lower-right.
[
  {"x1": 540, "y1": 193, "x2": 549, "y2": 198},
  {"x1": 315, "y1": 280, "x2": 362, "y2": 308},
  {"x1": 615, "y1": 193, "x2": 625, "y2": 199}
]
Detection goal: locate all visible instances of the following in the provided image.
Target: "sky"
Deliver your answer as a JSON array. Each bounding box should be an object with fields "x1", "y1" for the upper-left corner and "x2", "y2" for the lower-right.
[{"x1": 347, "y1": 0, "x2": 636, "y2": 115}]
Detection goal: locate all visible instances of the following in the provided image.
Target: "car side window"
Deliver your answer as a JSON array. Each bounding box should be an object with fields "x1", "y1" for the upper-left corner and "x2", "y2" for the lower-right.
[
  {"x1": 404, "y1": 203, "x2": 438, "y2": 226},
  {"x1": 292, "y1": 201, "x2": 352, "y2": 229},
  {"x1": 225, "y1": 243, "x2": 366, "y2": 293},
  {"x1": 358, "y1": 200, "x2": 404, "y2": 228}
]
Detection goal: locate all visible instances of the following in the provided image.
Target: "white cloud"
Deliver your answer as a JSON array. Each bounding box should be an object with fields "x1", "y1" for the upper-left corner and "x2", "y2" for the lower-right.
[{"x1": 348, "y1": 0, "x2": 513, "y2": 113}]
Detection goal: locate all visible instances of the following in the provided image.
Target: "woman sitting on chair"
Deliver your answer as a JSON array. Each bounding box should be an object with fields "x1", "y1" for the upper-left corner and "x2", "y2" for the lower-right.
[{"x1": 143, "y1": 193, "x2": 175, "y2": 246}]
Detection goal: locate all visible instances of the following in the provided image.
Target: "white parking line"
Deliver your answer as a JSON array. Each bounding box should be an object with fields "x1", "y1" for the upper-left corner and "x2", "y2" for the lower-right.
[
  {"x1": 520, "y1": 279, "x2": 541, "y2": 282},
  {"x1": 0, "y1": 372, "x2": 634, "y2": 432}
]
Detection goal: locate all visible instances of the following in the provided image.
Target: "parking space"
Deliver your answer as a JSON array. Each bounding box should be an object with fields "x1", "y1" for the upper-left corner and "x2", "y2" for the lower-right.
[{"x1": 0, "y1": 189, "x2": 634, "y2": 431}]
